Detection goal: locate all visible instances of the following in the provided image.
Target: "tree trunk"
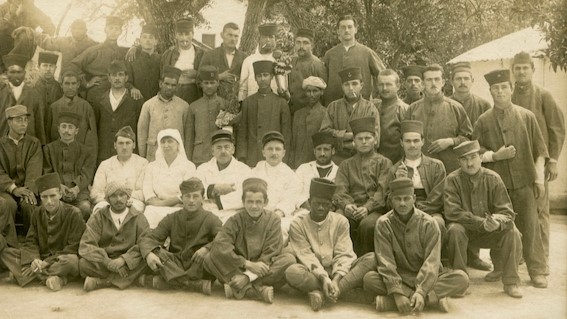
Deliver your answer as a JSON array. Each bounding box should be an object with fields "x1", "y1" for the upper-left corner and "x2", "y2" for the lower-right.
[{"x1": 239, "y1": 0, "x2": 269, "y2": 55}]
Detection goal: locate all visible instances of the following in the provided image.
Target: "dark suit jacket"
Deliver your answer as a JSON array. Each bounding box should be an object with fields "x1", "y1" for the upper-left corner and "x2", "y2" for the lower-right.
[{"x1": 199, "y1": 44, "x2": 247, "y2": 76}]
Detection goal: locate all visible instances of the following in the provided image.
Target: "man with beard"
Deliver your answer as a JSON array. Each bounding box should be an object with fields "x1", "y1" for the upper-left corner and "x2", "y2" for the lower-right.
[
  {"x1": 322, "y1": 15, "x2": 385, "y2": 105},
  {"x1": 137, "y1": 66, "x2": 190, "y2": 162},
  {"x1": 0, "y1": 54, "x2": 45, "y2": 143},
  {"x1": 139, "y1": 178, "x2": 222, "y2": 293},
  {"x1": 295, "y1": 132, "x2": 339, "y2": 210},
  {"x1": 43, "y1": 112, "x2": 94, "y2": 221},
  {"x1": 473, "y1": 69, "x2": 549, "y2": 289},
  {"x1": 238, "y1": 23, "x2": 279, "y2": 100},
  {"x1": 320, "y1": 67, "x2": 380, "y2": 164},
  {"x1": 79, "y1": 181, "x2": 149, "y2": 292},
  {"x1": 161, "y1": 18, "x2": 204, "y2": 104},
  {"x1": 375, "y1": 69, "x2": 408, "y2": 164},
  {"x1": 285, "y1": 178, "x2": 356, "y2": 311},
  {"x1": 511, "y1": 51, "x2": 565, "y2": 267},
  {"x1": 288, "y1": 29, "x2": 327, "y2": 116},
  {"x1": 289, "y1": 76, "x2": 327, "y2": 168},
  {"x1": 91, "y1": 126, "x2": 148, "y2": 214},
  {"x1": 334, "y1": 117, "x2": 392, "y2": 255},
  {"x1": 187, "y1": 66, "x2": 229, "y2": 165},
  {"x1": 449, "y1": 62, "x2": 491, "y2": 125},
  {"x1": 195, "y1": 130, "x2": 251, "y2": 216},
  {"x1": 71, "y1": 16, "x2": 131, "y2": 106},
  {"x1": 404, "y1": 64, "x2": 472, "y2": 173},
  {"x1": 401, "y1": 65, "x2": 425, "y2": 105},
  {"x1": 32, "y1": 51, "x2": 62, "y2": 130},
  {"x1": 203, "y1": 177, "x2": 295, "y2": 304},
  {"x1": 0, "y1": 173, "x2": 85, "y2": 291},
  {"x1": 46, "y1": 70, "x2": 97, "y2": 154},
  {"x1": 0, "y1": 105, "x2": 42, "y2": 234},
  {"x1": 364, "y1": 177, "x2": 469, "y2": 314},
  {"x1": 92, "y1": 60, "x2": 143, "y2": 164}
]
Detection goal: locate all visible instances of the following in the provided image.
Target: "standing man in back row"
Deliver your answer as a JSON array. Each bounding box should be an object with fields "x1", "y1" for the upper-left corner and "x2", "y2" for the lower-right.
[{"x1": 322, "y1": 15, "x2": 385, "y2": 105}]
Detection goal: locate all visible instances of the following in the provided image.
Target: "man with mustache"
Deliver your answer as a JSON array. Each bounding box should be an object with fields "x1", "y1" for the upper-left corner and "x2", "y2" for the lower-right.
[
  {"x1": 387, "y1": 120, "x2": 446, "y2": 243},
  {"x1": 285, "y1": 178, "x2": 356, "y2": 311},
  {"x1": 449, "y1": 62, "x2": 491, "y2": 125},
  {"x1": 238, "y1": 23, "x2": 279, "y2": 100},
  {"x1": 404, "y1": 64, "x2": 472, "y2": 173},
  {"x1": 334, "y1": 117, "x2": 392, "y2": 255},
  {"x1": 0, "y1": 173, "x2": 85, "y2": 291},
  {"x1": 195, "y1": 129, "x2": 251, "y2": 214},
  {"x1": 43, "y1": 112, "x2": 94, "y2": 221},
  {"x1": 375, "y1": 69, "x2": 408, "y2": 164},
  {"x1": 251, "y1": 131, "x2": 302, "y2": 242},
  {"x1": 511, "y1": 51, "x2": 565, "y2": 269},
  {"x1": 322, "y1": 15, "x2": 385, "y2": 105},
  {"x1": 289, "y1": 76, "x2": 328, "y2": 168},
  {"x1": 288, "y1": 29, "x2": 327, "y2": 116},
  {"x1": 444, "y1": 140, "x2": 523, "y2": 298},
  {"x1": 448, "y1": 61, "x2": 492, "y2": 271},
  {"x1": 320, "y1": 67, "x2": 380, "y2": 164},
  {"x1": 472, "y1": 69, "x2": 549, "y2": 289},
  {"x1": 401, "y1": 65, "x2": 425, "y2": 105},
  {"x1": 32, "y1": 52, "x2": 62, "y2": 130},
  {"x1": 0, "y1": 54, "x2": 45, "y2": 144},
  {"x1": 295, "y1": 132, "x2": 339, "y2": 210},
  {"x1": 92, "y1": 60, "x2": 143, "y2": 165},
  {"x1": 161, "y1": 18, "x2": 204, "y2": 104},
  {"x1": 79, "y1": 181, "x2": 149, "y2": 292}
]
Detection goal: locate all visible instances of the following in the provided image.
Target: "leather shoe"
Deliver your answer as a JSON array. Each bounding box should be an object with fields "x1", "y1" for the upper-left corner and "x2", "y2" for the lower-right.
[
  {"x1": 531, "y1": 275, "x2": 548, "y2": 288},
  {"x1": 504, "y1": 284, "x2": 523, "y2": 298},
  {"x1": 485, "y1": 270, "x2": 503, "y2": 282},
  {"x1": 468, "y1": 257, "x2": 492, "y2": 271}
]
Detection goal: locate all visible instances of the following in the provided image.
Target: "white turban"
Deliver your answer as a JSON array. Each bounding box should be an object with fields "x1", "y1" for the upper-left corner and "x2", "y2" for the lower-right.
[{"x1": 302, "y1": 76, "x2": 327, "y2": 90}]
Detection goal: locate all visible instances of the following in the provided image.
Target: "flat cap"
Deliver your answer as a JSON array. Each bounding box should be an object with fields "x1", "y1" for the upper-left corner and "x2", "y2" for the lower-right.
[
  {"x1": 262, "y1": 131, "x2": 285, "y2": 147},
  {"x1": 454, "y1": 140, "x2": 480, "y2": 158},
  {"x1": 199, "y1": 65, "x2": 219, "y2": 81},
  {"x1": 36, "y1": 173, "x2": 61, "y2": 194},
  {"x1": 162, "y1": 65, "x2": 182, "y2": 80},
  {"x1": 302, "y1": 76, "x2": 327, "y2": 90},
  {"x1": 211, "y1": 129, "x2": 234, "y2": 144},
  {"x1": 5, "y1": 105, "x2": 30, "y2": 119}
]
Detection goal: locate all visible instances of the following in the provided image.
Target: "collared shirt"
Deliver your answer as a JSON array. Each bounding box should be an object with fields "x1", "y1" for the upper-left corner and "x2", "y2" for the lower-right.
[
  {"x1": 7, "y1": 134, "x2": 24, "y2": 146},
  {"x1": 225, "y1": 50, "x2": 235, "y2": 68},
  {"x1": 109, "y1": 89, "x2": 126, "y2": 111},
  {"x1": 405, "y1": 157, "x2": 424, "y2": 189},
  {"x1": 110, "y1": 208, "x2": 129, "y2": 229},
  {"x1": 9, "y1": 82, "x2": 24, "y2": 101}
]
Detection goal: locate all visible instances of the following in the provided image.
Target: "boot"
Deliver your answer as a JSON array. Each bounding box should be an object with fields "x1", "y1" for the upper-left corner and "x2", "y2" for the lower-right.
[
  {"x1": 308, "y1": 290, "x2": 324, "y2": 311},
  {"x1": 375, "y1": 295, "x2": 397, "y2": 312},
  {"x1": 83, "y1": 276, "x2": 112, "y2": 292},
  {"x1": 46, "y1": 276, "x2": 67, "y2": 291}
]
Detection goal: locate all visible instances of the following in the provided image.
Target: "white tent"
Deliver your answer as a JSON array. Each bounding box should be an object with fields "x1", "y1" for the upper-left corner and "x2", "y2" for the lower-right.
[{"x1": 448, "y1": 27, "x2": 567, "y2": 209}]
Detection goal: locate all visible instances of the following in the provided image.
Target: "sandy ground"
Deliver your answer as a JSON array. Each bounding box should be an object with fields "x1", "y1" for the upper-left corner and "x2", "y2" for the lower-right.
[{"x1": 1, "y1": 215, "x2": 565, "y2": 319}]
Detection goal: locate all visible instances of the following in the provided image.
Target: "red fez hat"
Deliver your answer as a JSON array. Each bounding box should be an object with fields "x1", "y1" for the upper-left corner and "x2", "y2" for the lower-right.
[
  {"x1": 312, "y1": 132, "x2": 335, "y2": 148},
  {"x1": 309, "y1": 178, "x2": 337, "y2": 201},
  {"x1": 253, "y1": 60, "x2": 275, "y2": 75},
  {"x1": 36, "y1": 173, "x2": 61, "y2": 194},
  {"x1": 400, "y1": 120, "x2": 423, "y2": 135},
  {"x1": 349, "y1": 117, "x2": 375, "y2": 136},
  {"x1": 38, "y1": 52, "x2": 59, "y2": 65}
]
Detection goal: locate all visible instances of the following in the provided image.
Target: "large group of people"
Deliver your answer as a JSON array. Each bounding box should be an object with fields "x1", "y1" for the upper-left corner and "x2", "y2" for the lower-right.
[{"x1": 0, "y1": 10, "x2": 565, "y2": 316}]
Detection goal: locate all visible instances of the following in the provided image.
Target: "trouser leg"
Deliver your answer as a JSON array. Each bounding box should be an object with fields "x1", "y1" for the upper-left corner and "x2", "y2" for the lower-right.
[
  {"x1": 445, "y1": 223, "x2": 469, "y2": 272},
  {"x1": 44, "y1": 254, "x2": 80, "y2": 279},
  {"x1": 433, "y1": 269, "x2": 469, "y2": 298},
  {"x1": 79, "y1": 258, "x2": 146, "y2": 289},
  {"x1": 0, "y1": 247, "x2": 36, "y2": 287},
  {"x1": 509, "y1": 185, "x2": 547, "y2": 277},
  {"x1": 358, "y1": 212, "x2": 381, "y2": 255},
  {"x1": 19, "y1": 201, "x2": 37, "y2": 235},
  {"x1": 0, "y1": 193, "x2": 18, "y2": 249},
  {"x1": 284, "y1": 264, "x2": 321, "y2": 293},
  {"x1": 202, "y1": 253, "x2": 233, "y2": 284},
  {"x1": 339, "y1": 252, "x2": 376, "y2": 293},
  {"x1": 498, "y1": 227, "x2": 522, "y2": 285},
  {"x1": 260, "y1": 253, "x2": 295, "y2": 288},
  {"x1": 363, "y1": 271, "x2": 413, "y2": 297},
  {"x1": 538, "y1": 180, "x2": 550, "y2": 271}
]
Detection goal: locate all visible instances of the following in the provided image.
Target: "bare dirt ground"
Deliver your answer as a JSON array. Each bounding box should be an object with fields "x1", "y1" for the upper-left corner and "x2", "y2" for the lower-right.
[{"x1": 1, "y1": 215, "x2": 565, "y2": 319}]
